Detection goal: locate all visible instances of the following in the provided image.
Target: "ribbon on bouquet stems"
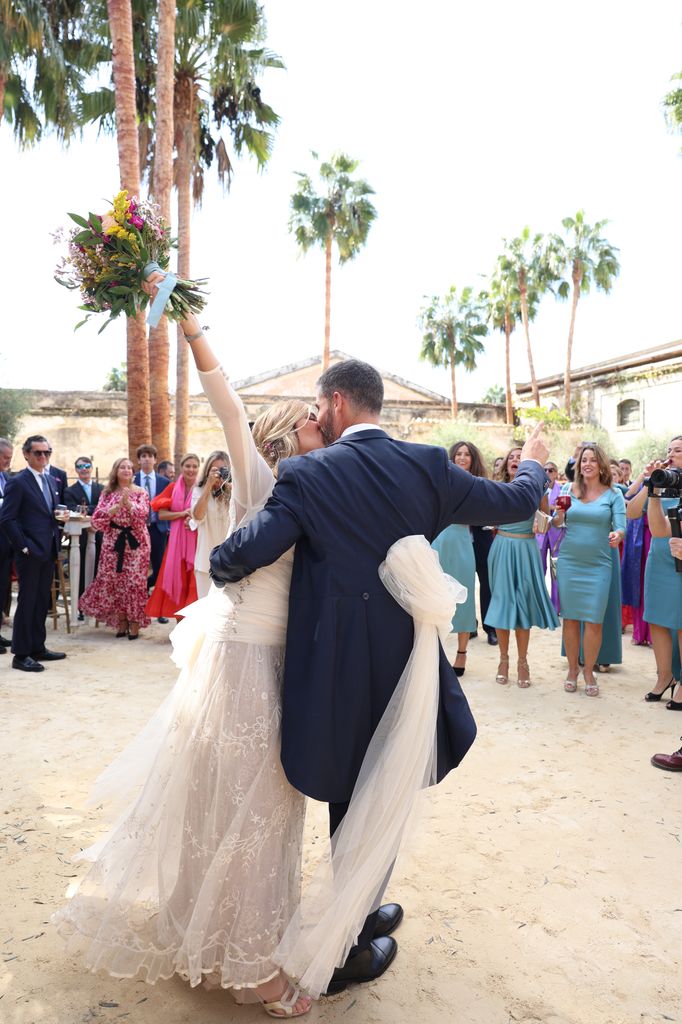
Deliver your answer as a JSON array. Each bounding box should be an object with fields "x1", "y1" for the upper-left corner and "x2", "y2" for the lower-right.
[
  {"x1": 144, "y1": 261, "x2": 178, "y2": 327},
  {"x1": 274, "y1": 535, "x2": 467, "y2": 998}
]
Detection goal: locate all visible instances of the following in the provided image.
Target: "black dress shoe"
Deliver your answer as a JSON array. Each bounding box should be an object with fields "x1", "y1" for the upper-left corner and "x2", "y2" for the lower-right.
[
  {"x1": 373, "y1": 903, "x2": 403, "y2": 939},
  {"x1": 325, "y1": 936, "x2": 397, "y2": 995},
  {"x1": 0, "y1": 635, "x2": 11, "y2": 648},
  {"x1": 486, "y1": 631, "x2": 499, "y2": 646},
  {"x1": 31, "y1": 649, "x2": 67, "y2": 662},
  {"x1": 0, "y1": 646, "x2": 6, "y2": 654},
  {"x1": 157, "y1": 617, "x2": 169, "y2": 624},
  {"x1": 469, "y1": 630, "x2": 478, "y2": 639},
  {"x1": 12, "y1": 655, "x2": 45, "y2": 672},
  {"x1": 77, "y1": 611, "x2": 85, "y2": 622}
]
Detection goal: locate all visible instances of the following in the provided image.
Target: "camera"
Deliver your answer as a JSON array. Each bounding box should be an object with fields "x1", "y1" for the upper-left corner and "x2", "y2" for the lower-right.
[
  {"x1": 649, "y1": 467, "x2": 682, "y2": 493},
  {"x1": 212, "y1": 465, "x2": 231, "y2": 497}
]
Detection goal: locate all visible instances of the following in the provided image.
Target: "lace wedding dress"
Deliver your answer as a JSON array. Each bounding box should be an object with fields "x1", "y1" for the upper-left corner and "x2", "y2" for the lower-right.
[{"x1": 54, "y1": 366, "x2": 304, "y2": 998}]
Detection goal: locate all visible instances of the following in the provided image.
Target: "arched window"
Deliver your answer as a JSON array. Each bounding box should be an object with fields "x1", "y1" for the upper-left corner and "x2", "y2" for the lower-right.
[{"x1": 617, "y1": 398, "x2": 641, "y2": 428}]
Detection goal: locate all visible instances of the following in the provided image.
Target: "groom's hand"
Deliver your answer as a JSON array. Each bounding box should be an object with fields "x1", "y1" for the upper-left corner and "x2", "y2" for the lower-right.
[{"x1": 520, "y1": 422, "x2": 548, "y2": 467}]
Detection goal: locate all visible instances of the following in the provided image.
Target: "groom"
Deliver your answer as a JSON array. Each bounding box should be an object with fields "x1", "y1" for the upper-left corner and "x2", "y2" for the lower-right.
[{"x1": 210, "y1": 359, "x2": 548, "y2": 992}]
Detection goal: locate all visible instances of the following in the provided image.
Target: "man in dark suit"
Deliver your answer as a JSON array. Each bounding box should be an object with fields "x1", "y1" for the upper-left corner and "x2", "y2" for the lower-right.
[
  {"x1": 64, "y1": 456, "x2": 104, "y2": 616},
  {"x1": 0, "y1": 437, "x2": 14, "y2": 652},
  {"x1": 134, "y1": 443, "x2": 171, "y2": 623},
  {"x1": 210, "y1": 359, "x2": 548, "y2": 991},
  {"x1": 45, "y1": 444, "x2": 68, "y2": 503},
  {"x1": 0, "y1": 434, "x2": 67, "y2": 671}
]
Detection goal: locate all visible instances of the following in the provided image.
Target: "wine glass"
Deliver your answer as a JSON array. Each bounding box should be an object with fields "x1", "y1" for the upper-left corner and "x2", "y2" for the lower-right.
[
  {"x1": 54, "y1": 504, "x2": 69, "y2": 522},
  {"x1": 555, "y1": 494, "x2": 571, "y2": 527}
]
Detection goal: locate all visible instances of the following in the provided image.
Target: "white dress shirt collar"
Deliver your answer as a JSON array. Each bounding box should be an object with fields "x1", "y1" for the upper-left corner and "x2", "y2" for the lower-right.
[
  {"x1": 27, "y1": 465, "x2": 47, "y2": 486},
  {"x1": 340, "y1": 423, "x2": 386, "y2": 438}
]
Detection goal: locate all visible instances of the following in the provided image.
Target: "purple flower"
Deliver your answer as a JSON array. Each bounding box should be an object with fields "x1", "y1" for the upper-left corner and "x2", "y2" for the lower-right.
[{"x1": 128, "y1": 213, "x2": 145, "y2": 229}]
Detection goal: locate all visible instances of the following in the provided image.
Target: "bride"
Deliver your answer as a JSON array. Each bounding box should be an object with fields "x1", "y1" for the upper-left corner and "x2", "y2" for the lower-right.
[{"x1": 54, "y1": 292, "x2": 322, "y2": 1018}]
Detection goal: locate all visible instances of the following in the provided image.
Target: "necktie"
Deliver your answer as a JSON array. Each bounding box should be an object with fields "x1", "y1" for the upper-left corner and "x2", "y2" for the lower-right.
[
  {"x1": 144, "y1": 475, "x2": 153, "y2": 523},
  {"x1": 0, "y1": 473, "x2": 5, "y2": 497},
  {"x1": 40, "y1": 473, "x2": 53, "y2": 511},
  {"x1": 83, "y1": 483, "x2": 91, "y2": 504}
]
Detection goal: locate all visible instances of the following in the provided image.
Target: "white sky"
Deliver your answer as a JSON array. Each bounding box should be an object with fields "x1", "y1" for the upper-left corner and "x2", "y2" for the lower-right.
[{"x1": 2, "y1": 0, "x2": 682, "y2": 402}]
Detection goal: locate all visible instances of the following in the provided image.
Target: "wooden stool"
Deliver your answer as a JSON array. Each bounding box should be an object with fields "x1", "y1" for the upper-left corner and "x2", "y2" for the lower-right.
[{"x1": 50, "y1": 557, "x2": 71, "y2": 634}]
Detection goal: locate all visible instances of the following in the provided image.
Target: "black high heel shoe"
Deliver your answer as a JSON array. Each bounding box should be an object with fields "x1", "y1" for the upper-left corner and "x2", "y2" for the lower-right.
[
  {"x1": 666, "y1": 684, "x2": 682, "y2": 710},
  {"x1": 454, "y1": 650, "x2": 467, "y2": 678},
  {"x1": 644, "y1": 678, "x2": 675, "y2": 702}
]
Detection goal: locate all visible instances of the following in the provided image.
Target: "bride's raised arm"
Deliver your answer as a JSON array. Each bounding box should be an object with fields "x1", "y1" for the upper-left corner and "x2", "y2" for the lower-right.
[{"x1": 143, "y1": 273, "x2": 272, "y2": 524}]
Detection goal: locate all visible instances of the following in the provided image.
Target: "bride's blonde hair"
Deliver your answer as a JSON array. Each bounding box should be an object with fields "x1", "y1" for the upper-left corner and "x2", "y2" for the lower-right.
[{"x1": 252, "y1": 399, "x2": 311, "y2": 475}]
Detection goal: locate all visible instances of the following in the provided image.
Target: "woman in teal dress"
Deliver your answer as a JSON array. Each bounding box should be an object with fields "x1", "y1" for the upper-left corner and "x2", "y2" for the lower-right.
[
  {"x1": 432, "y1": 440, "x2": 488, "y2": 677},
  {"x1": 554, "y1": 445, "x2": 626, "y2": 697},
  {"x1": 485, "y1": 446, "x2": 559, "y2": 688},
  {"x1": 627, "y1": 436, "x2": 682, "y2": 707}
]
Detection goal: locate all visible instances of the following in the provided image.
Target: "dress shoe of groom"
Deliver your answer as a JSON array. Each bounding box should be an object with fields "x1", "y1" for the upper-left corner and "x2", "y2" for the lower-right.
[
  {"x1": 325, "y1": 935, "x2": 397, "y2": 995},
  {"x1": 373, "y1": 902, "x2": 404, "y2": 939},
  {"x1": 12, "y1": 655, "x2": 45, "y2": 672},
  {"x1": 0, "y1": 635, "x2": 11, "y2": 648},
  {"x1": 486, "y1": 630, "x2": 499, "y2": 646},
  {"x1": 31, "y1": 649, "x2": 67, "y2": 662}
]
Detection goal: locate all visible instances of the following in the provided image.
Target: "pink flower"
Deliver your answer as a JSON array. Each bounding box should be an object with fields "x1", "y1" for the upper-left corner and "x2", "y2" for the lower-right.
[{"x1": 128, "y1": 213, "x2": 145, "y2": 229}]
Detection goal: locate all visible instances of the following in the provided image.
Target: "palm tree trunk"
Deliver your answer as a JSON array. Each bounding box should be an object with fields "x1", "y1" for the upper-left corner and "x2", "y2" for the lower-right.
[
  {"x1": 174, "y1": 101, "x2": 192, "y2": 467},
  {"x1": 148, "y1": 0, "x2": 176, "y2": 462},
  {"x1": 504, "y1": 312, "x2": 513, "y2": 426},
  {"x1": 0, "y1": 68, "x2": 6, "y2": 121},
  {"x1": 450, "y1": 352, "x2": 458, "y2": 418},
  {"x1": 564, "y1": 261, "x2": 582, "y2": 418},
  {"x1": 323, "y1": 231, "x2": 332, "y2": 371},
  {"x1": 519, "y1": 270, "x2": 540, "y2": 406},
  {"x1": 106, "y1": 0, "x2": 151, "y2": 458}
]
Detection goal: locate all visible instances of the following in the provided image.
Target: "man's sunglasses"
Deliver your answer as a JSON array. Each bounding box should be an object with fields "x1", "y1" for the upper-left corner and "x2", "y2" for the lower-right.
[
  {"x1": 76, "y1": 462, "x2": 92, "y2": 469},
  {"x1": 31, "y1": 449, "x2": 52, "y2": 456}
]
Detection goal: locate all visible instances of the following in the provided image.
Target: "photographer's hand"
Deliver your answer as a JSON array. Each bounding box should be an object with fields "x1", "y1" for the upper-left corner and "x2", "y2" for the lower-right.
[{"x1": 670, "y1": 537, "x2": 682, "y2": 561}]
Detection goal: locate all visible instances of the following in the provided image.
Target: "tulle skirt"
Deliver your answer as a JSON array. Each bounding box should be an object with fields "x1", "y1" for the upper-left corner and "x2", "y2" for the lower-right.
[{"x1": 53, "y1": 633, "x2": 305, "y2": 995}]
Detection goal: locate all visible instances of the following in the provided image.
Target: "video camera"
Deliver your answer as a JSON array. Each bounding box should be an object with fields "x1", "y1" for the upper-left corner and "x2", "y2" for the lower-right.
[{"x1": 647, "y1": 467, "x2": 682, "y2": 574}]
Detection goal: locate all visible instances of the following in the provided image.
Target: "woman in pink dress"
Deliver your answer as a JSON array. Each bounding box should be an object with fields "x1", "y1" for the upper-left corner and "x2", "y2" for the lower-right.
[
  {"x1": 79, "y1": 458, "x2": 151, "y2": 639},
  {"x1": 145, "y1": 454, "x2": 200, "y2": 620}
]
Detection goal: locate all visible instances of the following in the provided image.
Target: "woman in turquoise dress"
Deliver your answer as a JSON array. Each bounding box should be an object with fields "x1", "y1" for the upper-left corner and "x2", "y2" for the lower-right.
[
  {"x1": 553, "y1": 445, "x2": 626, "y2": 697},
  {"x1": 432, "y1": 441, "x2": 485, "y2": 676},
  {"x1": 484, "y1": 446, "x2": 559, "y2": 688},
  {"x1": 626, "y1": 436, "x2": 682, "y2": 707}
]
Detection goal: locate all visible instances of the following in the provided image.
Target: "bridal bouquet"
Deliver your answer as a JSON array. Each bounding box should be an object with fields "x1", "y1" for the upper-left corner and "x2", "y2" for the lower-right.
[{"x1": 55, "y1": 190, "x2": 207, "y2": 333}]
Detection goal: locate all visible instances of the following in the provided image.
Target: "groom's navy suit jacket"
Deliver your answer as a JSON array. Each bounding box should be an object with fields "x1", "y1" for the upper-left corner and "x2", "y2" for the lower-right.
[{"x1": 210, "y1": 430, "x2": 546, "y2": 803}]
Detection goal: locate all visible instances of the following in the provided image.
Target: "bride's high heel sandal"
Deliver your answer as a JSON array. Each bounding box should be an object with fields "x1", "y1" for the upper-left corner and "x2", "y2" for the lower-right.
[
  {"x1": 495, "y1": 656, "x2": 510, "y2": 685},
  {"x1": 259, "y1": 975, "x2": 312, "y2": 1019},
  {"x1": 517, "y1": 658, "x2": 531, "y2": 688}
]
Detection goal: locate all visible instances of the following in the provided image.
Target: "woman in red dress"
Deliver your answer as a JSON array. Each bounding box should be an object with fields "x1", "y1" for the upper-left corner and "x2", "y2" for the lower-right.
[
  {"x1": 79, "y1": 458, "x2": 151, "y2": 638},
  {"x1": 145, "y1": 453, "x2": 199, "y2": 620}
]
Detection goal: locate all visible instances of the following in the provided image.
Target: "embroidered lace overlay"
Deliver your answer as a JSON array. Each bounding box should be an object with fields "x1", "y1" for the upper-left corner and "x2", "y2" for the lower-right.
[{"x1": 54, "y1": 364, "x2": 305, "y2": 997}]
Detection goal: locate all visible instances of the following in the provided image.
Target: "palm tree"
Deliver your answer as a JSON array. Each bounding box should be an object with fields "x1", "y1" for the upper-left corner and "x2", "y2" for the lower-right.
[
  {"x1": 486, "y1": 266, "x2": 521, "y2": 426},
  {"x1": 549, "y1": 211, "x2": 620, "y2": 416},
  {"x1": 663, "y1": 71, "x2": 682, "y2": 134},
  {"x1": 418, "y1": 286, "x2": 487, "y2": 419},
  {"x1": 498, "y1": 228, "x2": 547, "y2": 407},
  {"x1": 289, "y1": 152, "x2": 377, "y2": 371},
  {"x1": 106, "y1": 0, "x2": 151, "y2": 454},
  {"x1": 148, "y1": 0, "x2": 175, "y2": 463},
  {"x1": 0, "y1": 1, "x2": 44, "y2": 131},
  {"x1": 171, "y1": 0, "x2": 282, "y2": 464}
]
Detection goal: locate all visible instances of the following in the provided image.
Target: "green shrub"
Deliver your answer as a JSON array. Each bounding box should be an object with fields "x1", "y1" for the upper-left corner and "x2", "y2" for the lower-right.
[{"x1": 622, "y1": 432, "x2": 674, "y2": 474}]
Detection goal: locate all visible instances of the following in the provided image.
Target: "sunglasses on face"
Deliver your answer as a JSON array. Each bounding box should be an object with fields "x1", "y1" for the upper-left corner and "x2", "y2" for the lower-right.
[
  {"x1": 76, "y1": 462, "x2": 92, "y2": 469},
  {"x1": 31, "y1": 449, "x2": 52, "y2": 457}
]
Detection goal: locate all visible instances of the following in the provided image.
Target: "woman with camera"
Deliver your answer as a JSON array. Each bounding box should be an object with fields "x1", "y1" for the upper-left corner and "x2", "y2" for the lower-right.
[
  {"x1": 626, "y1": 436, "x2": 682, "y2": 707},
  {"x1": 190, "y1": 450, "x2": 231, "y2": 598},
  {"x1": 553, "y1": 444, "x2": 626, "y2": 696}
]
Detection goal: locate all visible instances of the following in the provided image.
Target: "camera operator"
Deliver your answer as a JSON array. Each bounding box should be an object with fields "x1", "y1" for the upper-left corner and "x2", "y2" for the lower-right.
[
  {"x1": 626, "y1": 435, "x2": 682, "y2": 707},
  {"x1": 190, "y1": 450, "x2": 231, "y2": 598}
]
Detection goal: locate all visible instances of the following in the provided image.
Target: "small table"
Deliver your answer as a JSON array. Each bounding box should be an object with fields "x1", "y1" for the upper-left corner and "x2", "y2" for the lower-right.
[{"x1": 63, "y1": 516, "x2": 96, "y2": 626}]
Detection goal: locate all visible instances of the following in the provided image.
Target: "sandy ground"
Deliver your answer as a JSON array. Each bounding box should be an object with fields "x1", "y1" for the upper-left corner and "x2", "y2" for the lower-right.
[{"x1": 1, "y1": 609, "x2": 681, "y2": 1024}]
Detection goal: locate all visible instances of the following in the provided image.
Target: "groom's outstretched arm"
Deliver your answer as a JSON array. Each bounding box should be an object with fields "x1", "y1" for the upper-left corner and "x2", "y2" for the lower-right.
[
  {"x1": 445, "y1": 458, "x2": 547, "y2": 526},
  {"x1": 209, "y1": 461, "x2": 305, "y2": 585}
]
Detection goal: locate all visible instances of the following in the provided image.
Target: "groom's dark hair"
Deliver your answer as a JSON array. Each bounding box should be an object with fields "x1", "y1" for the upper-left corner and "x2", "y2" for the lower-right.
[{"x1": 317, "y1": 359, "x2": 384, "y2": 414}]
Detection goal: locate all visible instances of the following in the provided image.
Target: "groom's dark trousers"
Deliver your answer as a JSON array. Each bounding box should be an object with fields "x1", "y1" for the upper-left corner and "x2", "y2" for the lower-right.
[{"x1": 210, "y1": 430, "x2": 547, "y2": 953}]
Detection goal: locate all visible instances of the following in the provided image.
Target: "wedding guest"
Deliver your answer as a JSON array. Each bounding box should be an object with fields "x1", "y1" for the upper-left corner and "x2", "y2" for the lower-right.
[
  {"x1": 190, "y1": 450, "x2": 231, "y2": 599},
  {"x1": 79, "y1": 458, "x2": 151, "y2": 639},
  {"x1": 627, "y1": 437, "x2": 682, "y2": 706},
  {"x1": 0, "y1": 438, "x2": 14, "y2": 652},
  {"x1": 619, "y1": 458, "x2": 633, "y2": 486},
  {"x1": 44, "y1": 441, "x2": 68, "y2": 502},
  {"x1": 158, "y1": 460, "x2": 175, "y2": 482},
  {"x1": 553, "y1": 444, "x2": 626, "y2": 696},
  {"x1": 64, "y1": 456, "x2": 104, "y2": 619},
  {"x1": 145, "y1": 453, "x2": 200, "y2": 620},
  {"x1": 609, "y1": 459, "x2": 628, "y2": 493},
  {"x1": 535, "y1": 460, "x2": 563, "y2": 614},
  {"x1": 651, "y1": 733, "x2": 682, "y2": 772},
  {"x1": 485, "y1": 445, "x2": 559, "y2": 686},
  {"x1": 0, "y1": 435, "x2": 66, "y2": 671},
  {"x1": 492, "y1": 455, "x2": 504, "y2": 478},
  {"x1": 432, "y1": 441, "x2": 479, "y2": 674},
  {"x1": 134, "y1": 444, "x2": 171, "y2": 624}
]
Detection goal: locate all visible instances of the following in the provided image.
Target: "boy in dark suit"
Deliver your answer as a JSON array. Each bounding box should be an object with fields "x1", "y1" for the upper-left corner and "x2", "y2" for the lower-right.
[
  {"x1": 0, "y1": 435, "x2": 67, "y2": 671},
  {"x1": 0, "y1": 437, "x2": 14, "y2": 651},
  {"x1": 134, "y1": 443, "x2": 172, "y2": 622},
  {"x1": 64, "y1": 456, "x2": 104, "y2": 615}
]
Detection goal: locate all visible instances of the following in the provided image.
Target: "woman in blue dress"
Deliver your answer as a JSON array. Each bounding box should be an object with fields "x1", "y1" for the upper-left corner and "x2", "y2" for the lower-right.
[
  {"x1": 432, "y1": 441, "x2": 486, "y2": 676},
  {"x1": 553, "y1": 445, "x2": 626, "y2": 696},
  {"x1": 626, "y1": 436, "x2": 682, "y2": 706},
  {"x1": 485, "y1": 446, "x2": 559, "y2": 687}
]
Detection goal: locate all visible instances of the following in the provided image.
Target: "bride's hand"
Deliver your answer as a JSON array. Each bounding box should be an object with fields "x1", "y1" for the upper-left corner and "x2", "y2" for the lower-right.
[{"x1": 142, "y1": 270, "x2": 167, "y2": 300}]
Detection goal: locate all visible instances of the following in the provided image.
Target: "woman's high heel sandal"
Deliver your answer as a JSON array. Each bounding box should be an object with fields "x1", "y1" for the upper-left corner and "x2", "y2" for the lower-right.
[
  {"x1": 666, "y1": 684, "x2": 682, "y2": 711},
  {"x1": 584, "y1": 673, "x2": 599, "y2": 697},
  {"x1": 454, "y1": 650, "x2": 467, "y2": 678},
  {"x1": 517, "y1": 658, "x2": 531, "y2": 688},
  {"x1": 564, "y1": 677, "x2": 578, "y2": 693},
  {"x1": 495, "y1": 656, "x2": 510, "y2": 685},
  {"x1": 260, "y1": 977, "x2": 312, "y2": 1019},
  {"x1": 644, "y1": 678, "x2": 675, "y2": 702}
]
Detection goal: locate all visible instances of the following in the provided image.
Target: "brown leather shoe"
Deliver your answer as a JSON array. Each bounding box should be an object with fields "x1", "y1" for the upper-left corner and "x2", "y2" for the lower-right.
[{"x1": 651, "y1": 740, "x2": 682, "y2": 771}]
